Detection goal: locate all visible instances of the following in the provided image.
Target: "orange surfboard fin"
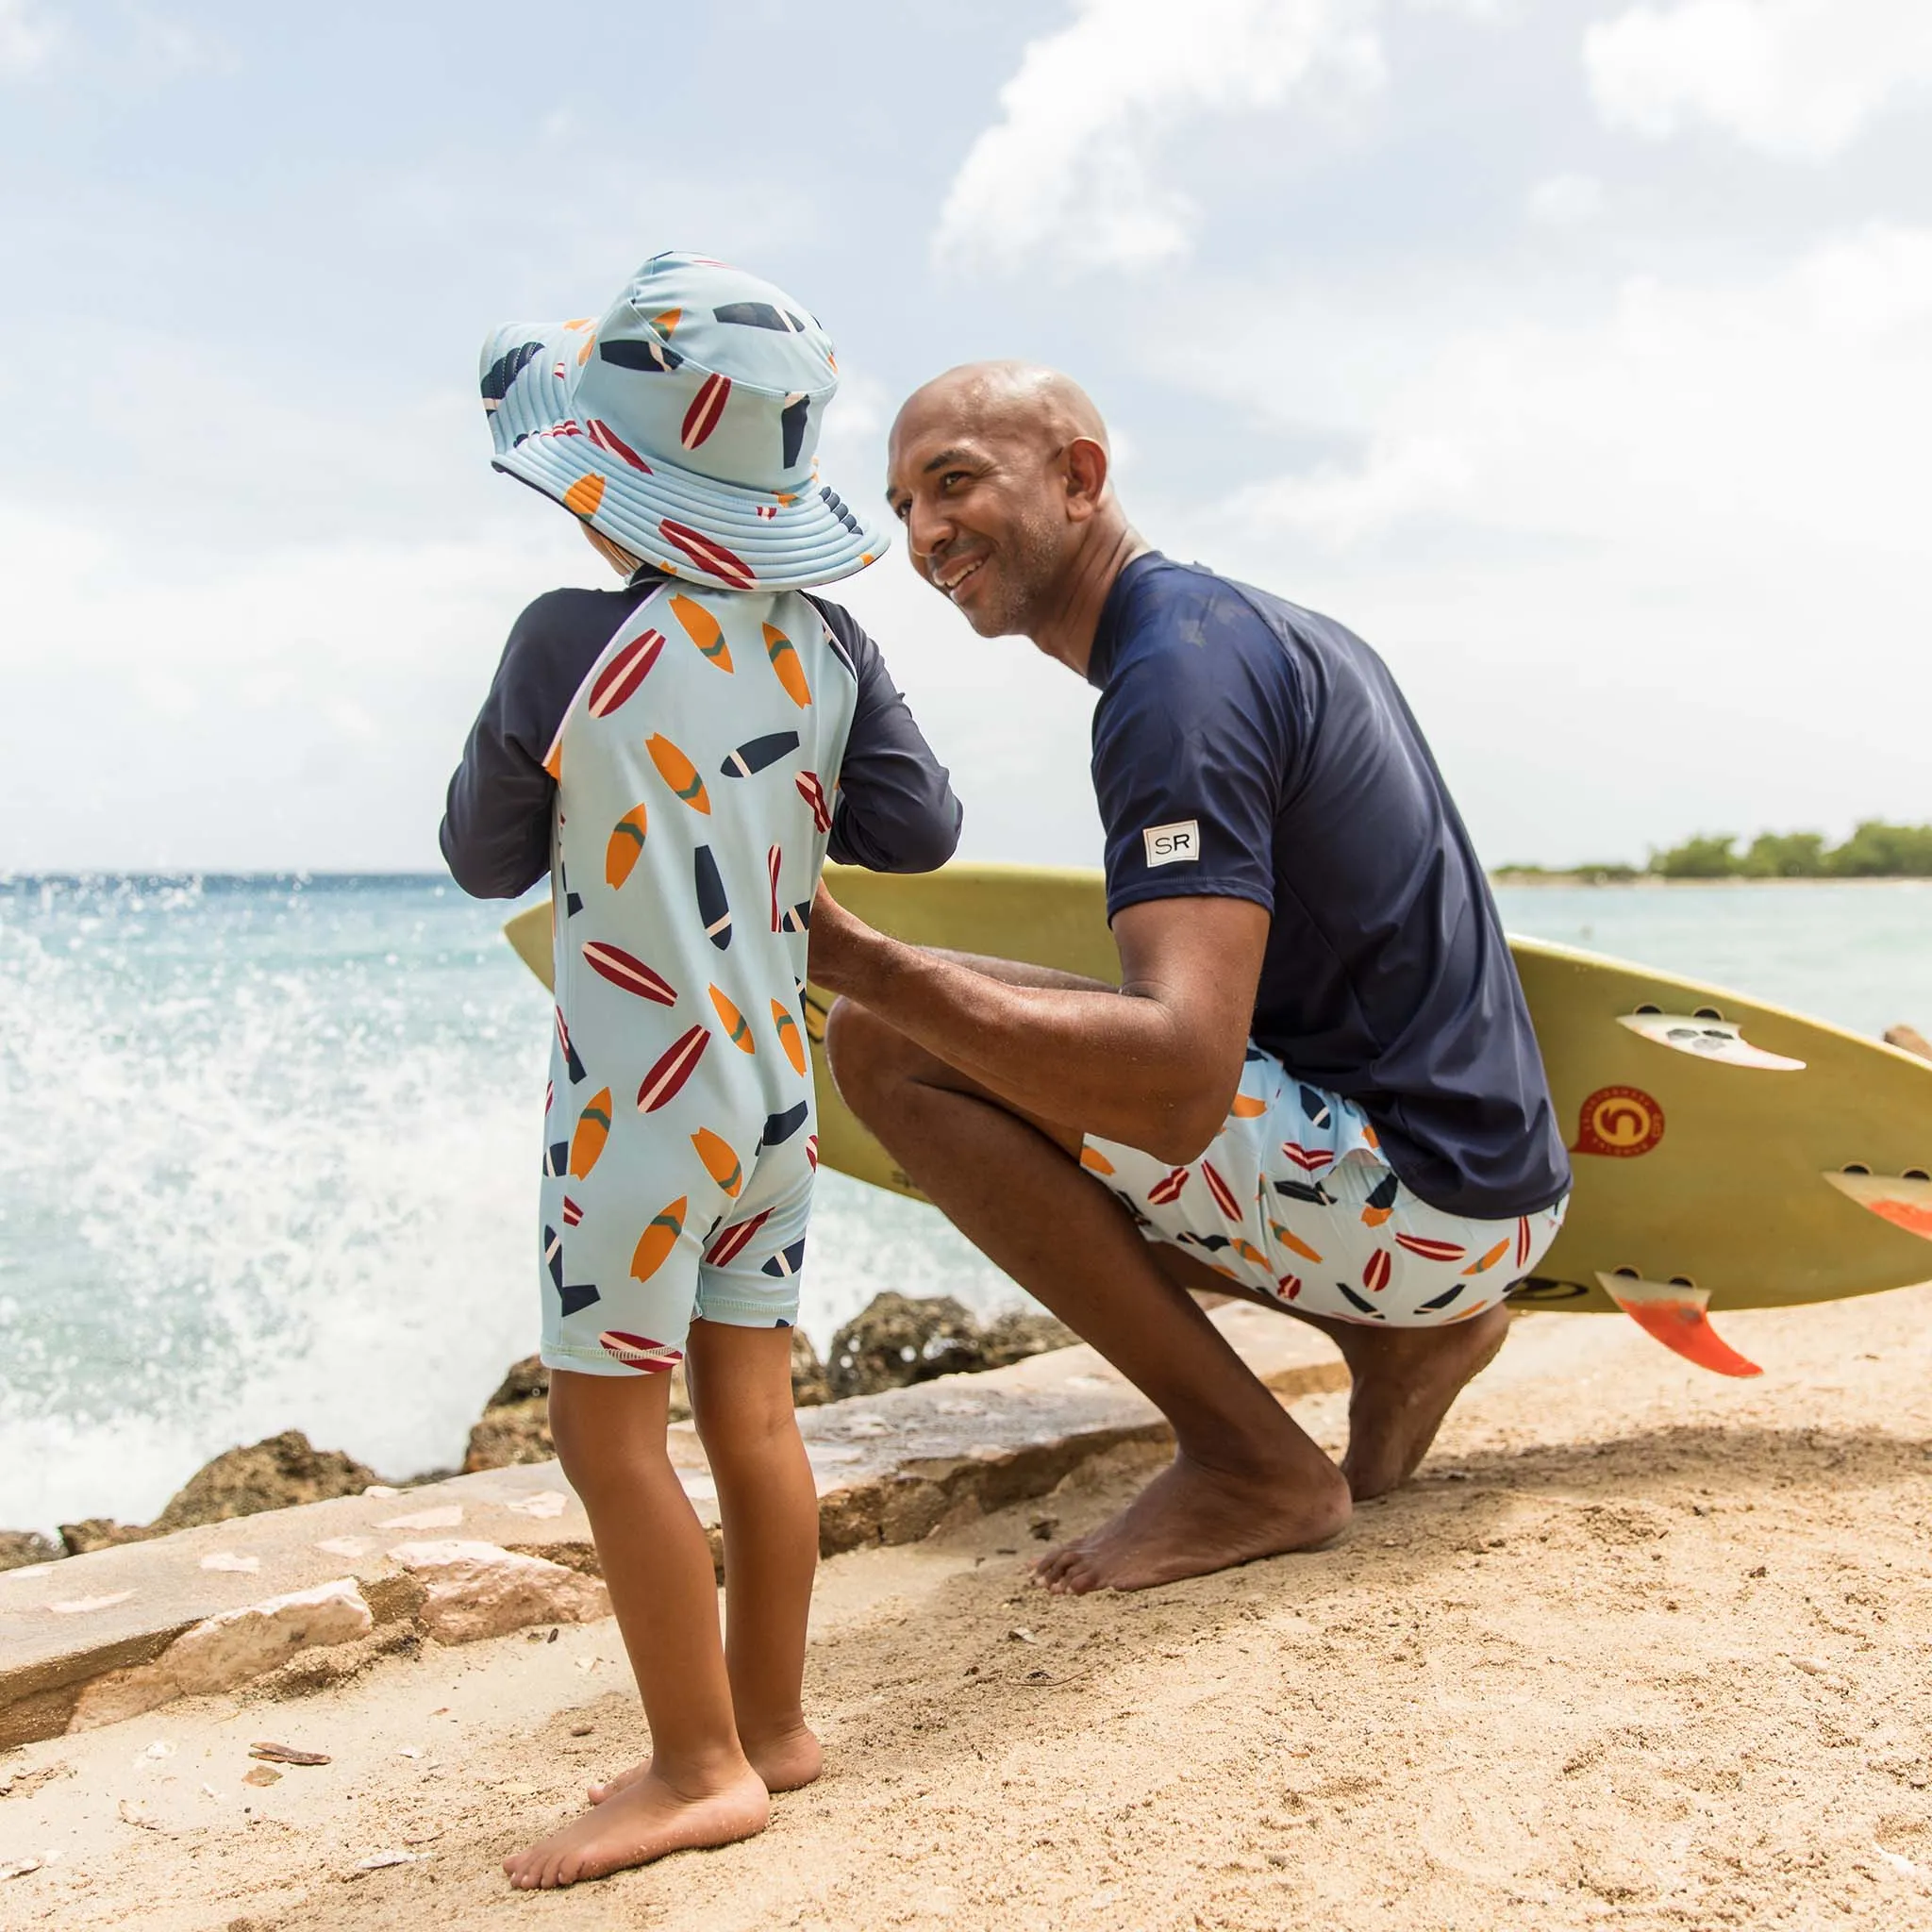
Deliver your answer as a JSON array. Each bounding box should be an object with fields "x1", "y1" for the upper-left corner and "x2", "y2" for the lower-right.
[{"x1": 1597, "y1": 1273, "x2": 1761, "y2": 1377}]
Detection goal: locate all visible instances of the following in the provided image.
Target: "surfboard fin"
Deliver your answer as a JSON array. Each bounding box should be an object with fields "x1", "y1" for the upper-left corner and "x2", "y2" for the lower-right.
[
  {"x1": 1822, "y1": 1168, "x2": 1932, "y2": 1241},
  {"x1": 1617, "y1": 1012, "x2": 1805, "y2": 1071},
  {"x1": 1596, "y1": 1273, "x2": 1762, "y2": 1377}
]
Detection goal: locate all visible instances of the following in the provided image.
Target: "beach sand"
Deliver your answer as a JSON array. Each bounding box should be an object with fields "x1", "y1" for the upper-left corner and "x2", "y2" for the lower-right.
[{"x1": 7, "y1": 1287, "x2": 1932, "y2": 1931}]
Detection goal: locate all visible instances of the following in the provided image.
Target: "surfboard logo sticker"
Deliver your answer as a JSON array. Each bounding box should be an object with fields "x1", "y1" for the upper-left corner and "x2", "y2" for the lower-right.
[
  {"x1": 796, "y1": 772, "x2": 831, "y2": 832},
  {"x1": 1572, "y1": 1086, "x2": 1665, "y2": 1158},
  {"x1": 708, "y1": 984, "x2": 756, "y2": 1054},
  {"x1": 570, "y1": 1089, "x2": 613, "y2": 1177},
  {"x1": 694, "y1": 846, "x2": 731, "y2": 949},
  {"x1": 638, "y1": 1025, "x2": 710, "y2": 1112},
  {"x1": 705, "y1": 1208, "x2": 772, "y2": 1267},
  {"x1": 668, "y1": 592, "x2": 733, "y2": 672},
  {"x1": 606, "y1": 805, "x2": 649, "y2": 888},
  {"x1": 647, "y1": 734, "x2": 711, "y2": 813},
  {"x1": 629, "y1": 1196, "x2": 688, "y2": 1281},
  {"x1": 599, "y1": 1330, "x2": 683, "y2": 1373},
  {"x1": 763, "y1": 624, "x2": 812, "y2": 708},
  {"x1": 588, "y1": 631, "x2": 664, "y2": 718},
  {"x1": 583, "y1": 942, "x2": 676, "y2": 1006},
  {"x1": 691, "y1": 1126, "x2": 743, "y2": 1198},
  {"x1": 723, "y1": 732, "x2": 798, "y2": 776},
  {"x1": 771, "y1": 1001, "x2": 807, "y2": 1075}
]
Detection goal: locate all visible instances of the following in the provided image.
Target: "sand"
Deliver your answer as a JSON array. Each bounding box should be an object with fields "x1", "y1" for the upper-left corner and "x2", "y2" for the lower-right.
[{"x1": 6, "y1": 1287, "x2": 1932, "y2": 1931}]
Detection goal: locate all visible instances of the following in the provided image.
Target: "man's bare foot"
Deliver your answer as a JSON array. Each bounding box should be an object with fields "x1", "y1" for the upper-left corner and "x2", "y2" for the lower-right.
[
  {"x1": 589, "y1": 1723, "x2": 822, "y2": 1805},
  {"x1": 1331, "y1": 1302, "x2": 1512, "y2": 1501},
  {"x1": 1030, "y1": 1448, "x2": 1351, "y2": 1594},
  {"x1": 504, "y1": 1761, "x2": 768, "y2": 1890}
]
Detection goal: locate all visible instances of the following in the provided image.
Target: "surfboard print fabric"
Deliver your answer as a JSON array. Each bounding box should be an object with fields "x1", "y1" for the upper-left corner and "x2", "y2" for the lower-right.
[
  {"x1": 536, "y1": 579, "x2": 858, "y2": 1373},
  {"x1": 1084, "y1": 1053, "x2": 1569, "y2": 1326}
]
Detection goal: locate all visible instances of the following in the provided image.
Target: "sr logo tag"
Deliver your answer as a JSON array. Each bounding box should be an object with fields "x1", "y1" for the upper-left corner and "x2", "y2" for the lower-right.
[{"x1": 1142, "y1": 820, "x2": 1200, "y2": 867}]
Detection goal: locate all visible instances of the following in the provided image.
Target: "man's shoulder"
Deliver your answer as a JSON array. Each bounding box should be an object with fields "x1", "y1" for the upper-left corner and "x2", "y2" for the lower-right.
[{"x1": 1107, "y1": 556, "x2": 1315, "y2": 667}]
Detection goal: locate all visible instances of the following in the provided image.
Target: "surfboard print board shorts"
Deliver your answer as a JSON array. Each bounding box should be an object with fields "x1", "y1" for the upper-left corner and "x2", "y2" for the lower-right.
[
  {"x1": 1081, "y1": 1048, "x2": 1570, "y2": 1326},
  {"x1": 537, "y1": 580, "x2": 856, "y2": 1376}
]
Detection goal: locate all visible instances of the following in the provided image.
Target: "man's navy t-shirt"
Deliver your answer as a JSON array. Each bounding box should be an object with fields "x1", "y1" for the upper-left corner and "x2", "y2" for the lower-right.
[{"x1": 1088, "y1": 553, "x2": 1570, "y2": 1221}]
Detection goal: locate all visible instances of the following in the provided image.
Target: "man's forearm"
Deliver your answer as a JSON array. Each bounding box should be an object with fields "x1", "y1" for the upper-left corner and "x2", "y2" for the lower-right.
[{"x1": 820, "y1": 925, "x2": 1229, "y2": 1161}]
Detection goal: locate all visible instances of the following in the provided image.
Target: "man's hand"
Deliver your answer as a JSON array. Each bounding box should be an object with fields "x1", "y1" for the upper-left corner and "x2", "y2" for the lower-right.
[
  {"x1": 808, "y1": 884, "x2": 1269, "y2": 1164},
  {"x1": 807, "y1": 878, "x2": 877, "y2": 996}
]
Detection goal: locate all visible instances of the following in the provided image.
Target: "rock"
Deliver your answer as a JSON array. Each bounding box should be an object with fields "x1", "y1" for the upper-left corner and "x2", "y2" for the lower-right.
[
  {"x1": 826, "y1": 1292, "x2": 986, "y2": 1400},
  {"x1": 150, "y1": 1431, "x2": 377, "y2": 1534},
  {"x1": 58, "y1": 1518, "x2": 161, "y2": 1557},
  {"x1": 0, "y1": 1529, "x2": 60, "y2": 1571},
  {"x1": 1885, "y1": 1023, "x2": 1932, "y2": 1062},
  {"x1": 484, "y1": 1356, "x2": 549, "y2": 1409},
  {"x1": 976, "y1": 1308, "x2": 1078, "y2": 1369},
  {"x1": 790, "y1": 1327, "x2": 832, "y2": 1407},
  {"x1": 68, "y1": 1578, "x2": 375, "y2": 1730},
  {"x1": 385, "y1": 1539, "x2": 609, "y2": 1644}
]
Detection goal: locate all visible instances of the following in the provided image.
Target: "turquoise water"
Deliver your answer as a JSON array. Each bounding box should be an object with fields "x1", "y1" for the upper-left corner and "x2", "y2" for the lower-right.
[{"x1": 2, "y1": 875, "x2": 1927, "y2": 1534}]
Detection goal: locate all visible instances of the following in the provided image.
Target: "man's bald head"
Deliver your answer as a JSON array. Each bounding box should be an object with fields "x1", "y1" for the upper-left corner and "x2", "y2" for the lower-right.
[
  {"x1": 894, "y1": 360, "x2": 1112, "y2": 461},
  {"x1": 886, "y1": 362, "x2": 1130, "y2": 643}
]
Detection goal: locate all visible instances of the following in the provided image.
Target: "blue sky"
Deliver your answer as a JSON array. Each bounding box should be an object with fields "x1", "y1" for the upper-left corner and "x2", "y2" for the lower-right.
[{"x1": 3, "y1": 0, "x2": 1929, "y2": 871}]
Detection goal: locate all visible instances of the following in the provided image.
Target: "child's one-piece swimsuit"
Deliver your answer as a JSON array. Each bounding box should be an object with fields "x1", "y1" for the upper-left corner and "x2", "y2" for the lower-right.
[{"x1": 536, "y1": 579, "x2": 856, "y2": 1374}]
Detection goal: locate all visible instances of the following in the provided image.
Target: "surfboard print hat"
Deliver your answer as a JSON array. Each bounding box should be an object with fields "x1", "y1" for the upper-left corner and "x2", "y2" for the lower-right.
[{"x1": 480, "y1": 252, "x2": 886, "y2": 591}]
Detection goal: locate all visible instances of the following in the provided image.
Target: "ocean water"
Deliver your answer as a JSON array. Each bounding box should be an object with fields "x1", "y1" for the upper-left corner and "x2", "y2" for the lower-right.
[{"x1": 2, "y1": 874, "x2": 1928, "y2": 1536}]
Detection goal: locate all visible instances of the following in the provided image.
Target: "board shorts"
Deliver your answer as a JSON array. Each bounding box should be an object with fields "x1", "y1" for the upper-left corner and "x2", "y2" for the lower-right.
[
  {"x1": 537, "y1": 580, "x2": 857, "y2": 1377},
  {"x1": 1082, "y1": 1048, "x2": 1569, "y2": 1326}
]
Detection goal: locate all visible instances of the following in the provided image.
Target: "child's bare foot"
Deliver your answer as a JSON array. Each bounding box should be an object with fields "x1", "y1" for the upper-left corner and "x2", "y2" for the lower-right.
[
  {"x1": 505, "y1": 1761, "x2": 768, "y2": 1890},
  {"x1": 743, "y1": 1721, "x2": 823, "y2": 1792},
  {"x1": 590, "y1": 1723, "x2": 822, "y2": 1805}
]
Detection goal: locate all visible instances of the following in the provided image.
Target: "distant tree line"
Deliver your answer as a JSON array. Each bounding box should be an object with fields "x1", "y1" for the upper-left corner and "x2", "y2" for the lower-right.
[{"x1": 1496, "y1": 820, "x2": 1932, "y2": 881}]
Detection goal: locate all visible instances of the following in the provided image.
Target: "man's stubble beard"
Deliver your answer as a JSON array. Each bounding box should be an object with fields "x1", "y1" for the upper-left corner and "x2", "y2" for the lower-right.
[{"x1": 974, "y1": 506, "x2": 1071, "y2": 641}]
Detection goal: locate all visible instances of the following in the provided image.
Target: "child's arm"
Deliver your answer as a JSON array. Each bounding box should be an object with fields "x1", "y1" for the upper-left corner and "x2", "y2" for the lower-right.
[
  {"x1": 807, "y1": 597, "x2": 962, "y2": 874},
  {"x1": 440, "y1": 589, "x2": 634, "y2": 898}
]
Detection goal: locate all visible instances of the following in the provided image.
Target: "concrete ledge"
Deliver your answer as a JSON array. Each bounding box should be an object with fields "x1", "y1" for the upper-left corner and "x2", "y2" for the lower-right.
[{"x1": 0, "y1": 1306, "x2": 1346, "y2": 1747}]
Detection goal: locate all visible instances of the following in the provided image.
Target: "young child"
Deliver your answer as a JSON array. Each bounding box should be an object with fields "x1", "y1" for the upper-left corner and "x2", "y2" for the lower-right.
[{"x1": 440, "y1": 253, "x2": 960, "y2": 1890}]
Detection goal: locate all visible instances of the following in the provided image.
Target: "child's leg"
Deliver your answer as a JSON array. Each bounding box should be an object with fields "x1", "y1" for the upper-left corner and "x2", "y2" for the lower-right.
[
  {"x1": 503, "y1": 1368, "x2": 768, "y2": 1891},
  {"x1": 589, "y1": 1320, "x2": 821, "y2": 1803},
  {"x1": 690, "y1": 1320, "x2": 823, "y2": 1787}
]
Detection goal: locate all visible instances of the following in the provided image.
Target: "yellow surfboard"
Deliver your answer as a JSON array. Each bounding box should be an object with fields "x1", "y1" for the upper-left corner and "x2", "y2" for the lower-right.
[{"x1": 505, "y1": 863, "x2": 1932, "y2": 1374}]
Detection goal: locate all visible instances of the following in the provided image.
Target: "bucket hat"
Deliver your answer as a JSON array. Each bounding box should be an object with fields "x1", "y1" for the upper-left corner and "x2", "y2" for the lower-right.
[{"x1": 480, "y1": 252, "x2": 887, "y2": 591}]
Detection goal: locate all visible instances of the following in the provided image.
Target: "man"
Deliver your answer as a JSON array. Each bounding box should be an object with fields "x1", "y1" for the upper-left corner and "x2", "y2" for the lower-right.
[{"x1": 808, "y1": 362, "x2": 1572, "y2": 1594}]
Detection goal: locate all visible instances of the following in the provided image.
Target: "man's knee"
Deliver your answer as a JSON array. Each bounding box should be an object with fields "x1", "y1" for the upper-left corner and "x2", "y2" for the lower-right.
[{"x1": 822, "y1": 995, "x2": 919, "y2": 1123}]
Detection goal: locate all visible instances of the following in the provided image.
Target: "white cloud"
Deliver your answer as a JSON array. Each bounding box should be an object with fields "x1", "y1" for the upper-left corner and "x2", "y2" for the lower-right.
[
  {"x1": 933, "y1": 0, "x2": 1384, "y2": 275},
  {"x1": 1526, "y1": 172, "x2": 1606, "y2": 225},
  {"x1": 0, "y1": 0, "x2": 58, "y2": 75},
  {"x1": 1190, "y1": 223, "x2": 1932, "y2": 858},
  {"x1": 1585, "y1": 0, "x2": 1932, "y2": 158}
]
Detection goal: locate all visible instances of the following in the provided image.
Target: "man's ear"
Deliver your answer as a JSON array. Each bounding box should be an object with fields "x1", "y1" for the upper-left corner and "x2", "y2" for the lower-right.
[{"x1": 1062, "y1": 436, "x2": 1109, "y2": 522}]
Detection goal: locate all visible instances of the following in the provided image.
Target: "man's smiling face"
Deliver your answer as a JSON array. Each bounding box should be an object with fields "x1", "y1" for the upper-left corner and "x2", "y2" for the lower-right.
[{"x1": 885, "y1": 377, "x2": 1074, "y2": 641}]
